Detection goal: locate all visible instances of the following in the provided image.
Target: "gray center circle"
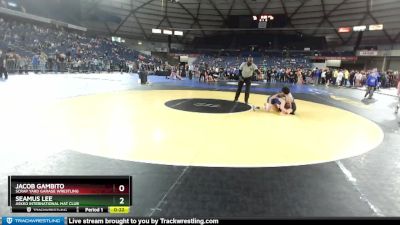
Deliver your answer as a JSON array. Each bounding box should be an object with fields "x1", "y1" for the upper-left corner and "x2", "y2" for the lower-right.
[{"x1": 165, "y1": 98, "x2": 251, "y2": 114}]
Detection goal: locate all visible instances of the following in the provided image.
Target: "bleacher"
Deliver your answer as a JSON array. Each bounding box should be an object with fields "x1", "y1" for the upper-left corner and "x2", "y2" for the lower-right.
[
  {"x1": 0, "y1": 16, "x2": 162, "y2": 73},
  {"x1": 194, "y1": 54, "x2": 312, "y2": 69}
]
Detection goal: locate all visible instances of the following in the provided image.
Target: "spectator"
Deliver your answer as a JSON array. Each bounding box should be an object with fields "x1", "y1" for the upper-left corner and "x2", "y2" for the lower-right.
[
  {"x1": 343, "y1": 69, "x2": 350, "y2": 86},
  {"x1": 332, "y1": 69, "x2": 338, "y2": 85},
  {"x1": 349, "y1": 70, "x2": 355, "y2": 87},
  {"x1": 396, "y1": 76, "x2": 400, "y2": 114},
  {"x1": 321, "y1": 69, "x2": 326, "y2": 85},
  {"x1": 313, "y1": 68, "x2": 321, "y2": 85},
  {"x1": 325, "y1": 69, "x2": 332, "y2": 86},
  {"x1": 364, "y1": 69, "x2": 379, "y2": 99},
  {"x1": 32, "y1": 53, "x2": 40, "y2": 74},
  {"x1": 337, "y1": 69, "x2": 344, "y2": 86},
  {"x1": 355, "y1": 71, "x2": 363, "y2": 87},
  {"x1": 0, "y1": 49, "x2": 8, "y2": 80},
  {"x1": 40, "y1": 51, "x2": 47, "y2": 73}
]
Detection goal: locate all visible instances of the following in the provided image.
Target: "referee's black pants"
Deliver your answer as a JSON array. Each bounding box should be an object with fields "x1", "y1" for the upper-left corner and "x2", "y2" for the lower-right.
[{"x1": 234, "y1": 77, "x2": 251, "y2": 104}]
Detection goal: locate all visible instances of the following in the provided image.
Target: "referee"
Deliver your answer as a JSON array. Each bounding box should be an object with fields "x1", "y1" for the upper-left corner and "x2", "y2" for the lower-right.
[{"x1": 234, "y1": 57, "x2": 260, "y2": 104}]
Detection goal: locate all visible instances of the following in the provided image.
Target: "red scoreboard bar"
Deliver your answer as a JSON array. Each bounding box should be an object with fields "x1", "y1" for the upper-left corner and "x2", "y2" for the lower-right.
[{"x1": 8, "y1": 176, "x2": 132, "y2": 213}]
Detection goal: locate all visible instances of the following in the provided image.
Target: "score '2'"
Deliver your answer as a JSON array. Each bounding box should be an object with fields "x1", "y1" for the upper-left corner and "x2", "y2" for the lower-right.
[{"x1": 119, "y1": 185, "x2": 125, "y2": 205}]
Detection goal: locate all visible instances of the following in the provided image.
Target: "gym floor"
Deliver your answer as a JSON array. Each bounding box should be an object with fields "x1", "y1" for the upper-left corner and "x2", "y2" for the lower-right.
[{"x1": 0, "y1": 73, "x2": 399, "y2": 217}]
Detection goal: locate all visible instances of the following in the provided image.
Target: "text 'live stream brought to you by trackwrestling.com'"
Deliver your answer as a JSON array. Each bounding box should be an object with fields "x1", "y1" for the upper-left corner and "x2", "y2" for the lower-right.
[
  {"x1": 1, "y1": 217, "x2": 220, "y2": 225},
  {"x1": 68, "y1": 217, "x2": 219, "y2": 225}
]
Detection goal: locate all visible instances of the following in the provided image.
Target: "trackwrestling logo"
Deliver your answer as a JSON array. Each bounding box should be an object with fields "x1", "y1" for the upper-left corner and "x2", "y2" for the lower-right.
[{"x1": 2, "y1": 217, "x2": 64, "y2": 225}]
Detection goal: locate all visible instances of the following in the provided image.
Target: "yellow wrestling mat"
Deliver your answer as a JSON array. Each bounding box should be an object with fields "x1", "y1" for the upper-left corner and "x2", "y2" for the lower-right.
[{"x1": 35, "y1": 90, "x2": 383, "y2": 167}]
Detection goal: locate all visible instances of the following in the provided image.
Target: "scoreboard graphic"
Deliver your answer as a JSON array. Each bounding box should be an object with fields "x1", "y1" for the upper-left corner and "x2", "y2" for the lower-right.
[{"x1": 8, "y1": 176, "x2": 132, "y2": 213}]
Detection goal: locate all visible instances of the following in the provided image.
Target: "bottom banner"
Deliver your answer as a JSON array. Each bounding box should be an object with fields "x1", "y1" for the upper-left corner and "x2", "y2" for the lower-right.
[
  {"x1": 66, "y1": 218, "x2": 400, "y2": 225},
  {"x1": 67, "y1": 218, "x2": 219, "y2": 225},
  {"x1": 4, "y1": 217, "x2": 399, "y2": 225}
]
